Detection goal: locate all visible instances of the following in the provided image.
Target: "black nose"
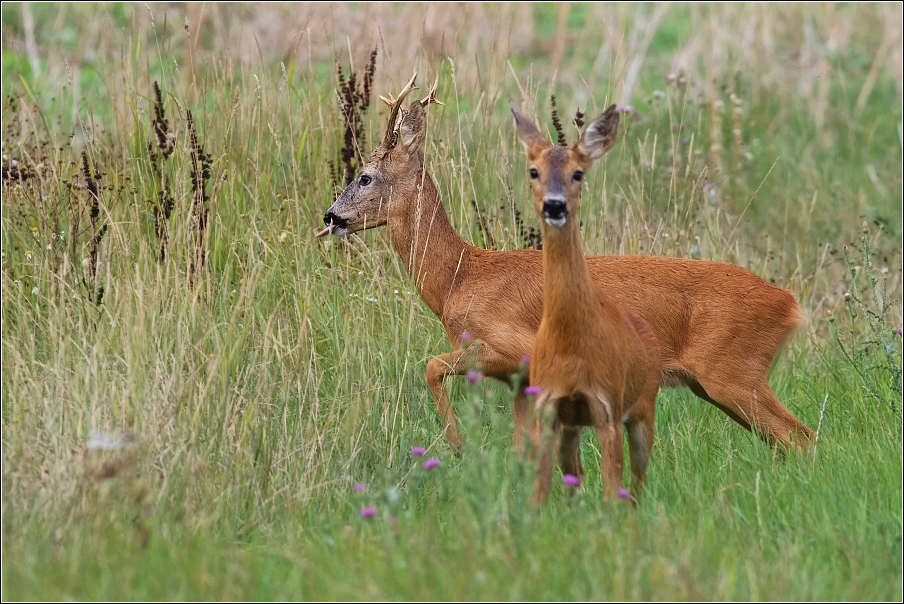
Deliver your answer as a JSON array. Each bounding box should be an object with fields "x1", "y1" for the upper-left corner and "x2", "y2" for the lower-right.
[
  {"x1": 542, "y1": 199, "x2": 568, "y2": 221},
  {"x1": 323, "y1": 211, "x2": 348, "y2": 229}
]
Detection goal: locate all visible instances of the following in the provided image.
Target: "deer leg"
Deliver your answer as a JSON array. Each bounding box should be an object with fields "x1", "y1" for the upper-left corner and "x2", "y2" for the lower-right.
[
  {"x1": 426, "y1": 345, "x2": 525, "y2": 451},
  {"x1": 425, "y1": 350, "x2": 472, "y2": 451},
  {"x1": 624, "y1": 404, "x2": 655, "y2": 503},
  {"x1": 592, "y1": 401, "x2": 624, "y2": 500},
  {"x1": 531, "y1": 392, "x2": 559, "y2": 506},
  {"x1": 689, "y1": 375, "x2": 814, "y2": 451},
  {"x1": 623, "y1": 363, "x2": 659, "y2": 501},
  {"x1": 688, "y1": 380, "x2": 752, "y2": 430},
  {"x1": 513, "y1": 385, "x2": 532, "y2": 452},
  {"x1": 467, "y1": 345, "x2": 533, "y2": 449}
]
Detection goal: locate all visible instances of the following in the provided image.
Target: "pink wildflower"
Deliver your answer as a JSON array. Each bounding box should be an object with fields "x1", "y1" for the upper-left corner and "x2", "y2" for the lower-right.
[
  {"x1": 360, "y1": 506, "x2": 378, "y2": 519},
  {"x1": 562, "y1": 474, "x2": 581, "y2": 487}
]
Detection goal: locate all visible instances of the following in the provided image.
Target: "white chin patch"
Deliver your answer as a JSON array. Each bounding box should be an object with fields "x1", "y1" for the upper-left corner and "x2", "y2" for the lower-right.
[
  {"x1": 332, "y1": 227, "x2": 349, "y2": 237},
  {"x1": 544, "y1": 216, "x2": 567, "y2": 228}
]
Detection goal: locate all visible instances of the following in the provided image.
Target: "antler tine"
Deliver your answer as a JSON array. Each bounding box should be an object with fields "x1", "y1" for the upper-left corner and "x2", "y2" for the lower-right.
[
  {"x1": 419, "y1": 74, "x2": 444, "y2": 107},
  {"x1": 378, "y1": 71, "x2": 418, "y2": 108},
  {"x1": 380, "y1": 71, "x2": 419, "y2": 145}
]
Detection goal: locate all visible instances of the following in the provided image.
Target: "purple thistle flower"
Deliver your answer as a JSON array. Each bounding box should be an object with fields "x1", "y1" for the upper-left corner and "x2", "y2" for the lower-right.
[
  {"x1": 423, "y1": 457, "x2": 441, "y2": 471},
  {"x1": 460, "y1": 331, "x2": 472, "y2": 343},
  {"x1": 410, "y1": 445, "x2": 426, "y2": 457},
  {"x1": 354, "y1": 482, "x2": 366, "y2": 493},
  {"x1": 520, "y1": 355, "x2": 530, "y2": 365},
  {"x1": 524, "y1": 385, "x2": 542, "y2": 396},
  {"x1": 360, "y1": 506, "x2": 378, "y2": 519},
  {"x1": 467, "y1": 369, "x2": 482, "y2": 384},
  {"x1": 617, "y1": 487, "x2": 631, "y2": 500},
  {"x1": 896, "y1": 327, "x2": 902, "y2": 337},
  {"x1": 562, "y1": 474, "x2": 581, "y2": 487}
]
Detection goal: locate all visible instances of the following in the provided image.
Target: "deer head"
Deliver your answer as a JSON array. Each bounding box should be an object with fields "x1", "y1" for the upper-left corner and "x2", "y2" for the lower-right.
[
  {"x1": 511, "y1": 104, "x2": 619, "y2": 231},
  {"x1": 317, "y1": 73, "x2": 443, "y2": 238}
]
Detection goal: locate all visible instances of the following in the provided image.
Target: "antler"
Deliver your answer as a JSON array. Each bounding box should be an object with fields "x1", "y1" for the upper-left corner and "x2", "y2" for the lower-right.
[
  {"x1": 380, "y1": 71, "x2": 419, "y2": 147},
  {"x1": 419, "y1": 74, "x2": 444, "y2": 107}
]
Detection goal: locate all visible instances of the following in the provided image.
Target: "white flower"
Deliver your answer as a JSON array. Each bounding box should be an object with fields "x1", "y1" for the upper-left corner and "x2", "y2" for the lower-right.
[
  {"x1": 87, "y1": 430, "x2": 134, "y2": 451},
  {"x1": 386, "y1": 487, "x2": 401, "y2": 504}
]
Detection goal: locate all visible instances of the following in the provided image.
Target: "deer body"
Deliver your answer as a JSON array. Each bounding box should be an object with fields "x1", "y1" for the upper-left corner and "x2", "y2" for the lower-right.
[
  {"x1": 516, "y1": 107, "x2": 661, "y2": 504},
  {"x1": 318, "y1": 74, "x2": 812, "y2": 453}
]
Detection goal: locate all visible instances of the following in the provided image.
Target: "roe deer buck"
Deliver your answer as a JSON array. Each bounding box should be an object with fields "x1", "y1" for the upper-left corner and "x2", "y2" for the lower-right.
[
  {"x1": 317, "y1": 73, "x2": 813, "y2": 453},
  {"x1": 515, "y1": 104, "x2": 662, "y2": 504}
]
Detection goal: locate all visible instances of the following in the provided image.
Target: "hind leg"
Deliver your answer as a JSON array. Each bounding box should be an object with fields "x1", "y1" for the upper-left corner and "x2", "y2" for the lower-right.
[{"x1": 689, "y1": 376, "x2": 814, "y2": 451}]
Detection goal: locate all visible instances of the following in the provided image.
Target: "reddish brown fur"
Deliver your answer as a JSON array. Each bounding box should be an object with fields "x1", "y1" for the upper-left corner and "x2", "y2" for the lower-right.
[
  {"x1": 516, "y1": 106, "x2": 661, "y2": 505},
  {"x1": 319, "y1": 76, "x2": 813, "y2": 454}
]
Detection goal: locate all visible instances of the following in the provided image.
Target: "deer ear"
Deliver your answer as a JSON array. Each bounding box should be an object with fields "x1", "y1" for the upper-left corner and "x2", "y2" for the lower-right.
[
  {"x1": 511, "y1": 107, "x2": 551, "y2": 161},
  {"x1": 576, "y1": 104, "x2": 619, "y2": 161},
  {"x1": 398, "y1": 102, "x2": 427, "y2": 155}
]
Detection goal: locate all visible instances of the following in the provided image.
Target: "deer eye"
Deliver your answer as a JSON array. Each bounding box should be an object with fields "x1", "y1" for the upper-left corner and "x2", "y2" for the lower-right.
[
  {"x1": 572, "y1": 171, "x2": 584, "y2": 182},
  {"x1": 529, "y1": 168, "x2": 539, "y2": 179},
  {"x1": 358, "y1": 174, "x2": 372, "y2": 186}
]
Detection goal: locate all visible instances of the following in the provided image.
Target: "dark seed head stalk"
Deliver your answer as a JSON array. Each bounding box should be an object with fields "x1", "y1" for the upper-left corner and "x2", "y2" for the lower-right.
[{"x1": 551, "y1": 95, "x2": 567, "y2": 147}]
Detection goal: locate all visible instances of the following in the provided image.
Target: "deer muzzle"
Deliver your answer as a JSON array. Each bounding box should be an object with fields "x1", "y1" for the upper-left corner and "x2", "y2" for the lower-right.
[
  {"x1": 542, "y1": 198, "x2": 568, "y2": 228},
  {"x1": 317, "y1": 211, "x2": 350, "y2": 238}
]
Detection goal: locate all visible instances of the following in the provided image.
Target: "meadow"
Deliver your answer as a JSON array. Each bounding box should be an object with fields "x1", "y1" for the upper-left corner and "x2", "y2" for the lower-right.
[{"x1": 1, "y1": 3, "x2": 902, "y2": 600}]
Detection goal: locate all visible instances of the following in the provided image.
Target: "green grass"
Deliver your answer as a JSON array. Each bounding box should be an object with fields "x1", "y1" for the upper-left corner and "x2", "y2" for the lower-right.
[{"x1": 2, "y1": 3, "x2": 902, "y2": 601}]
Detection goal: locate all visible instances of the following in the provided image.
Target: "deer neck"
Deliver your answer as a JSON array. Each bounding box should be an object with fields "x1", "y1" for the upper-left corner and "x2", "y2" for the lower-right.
[
  {"x1": 386, "y1": 165, "x2": 473, "y2": 317},
  {"x1": 540, "y1": 219, "x2": 600, "y2": 328}
]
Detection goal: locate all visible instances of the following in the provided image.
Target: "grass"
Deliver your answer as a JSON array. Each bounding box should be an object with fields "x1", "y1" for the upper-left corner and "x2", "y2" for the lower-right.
[{"x1": 2, "y1": 2, "x2": 902, "y2": 601}]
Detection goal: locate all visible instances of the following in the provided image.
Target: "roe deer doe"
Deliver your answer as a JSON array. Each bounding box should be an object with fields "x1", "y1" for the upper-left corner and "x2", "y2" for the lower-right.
[
  {"x1": 317, "y1": 73, "x2": 812, "y2": 453},
  {"x1": 515, "y1": 104, "x2": 662, "y2": 505}
]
